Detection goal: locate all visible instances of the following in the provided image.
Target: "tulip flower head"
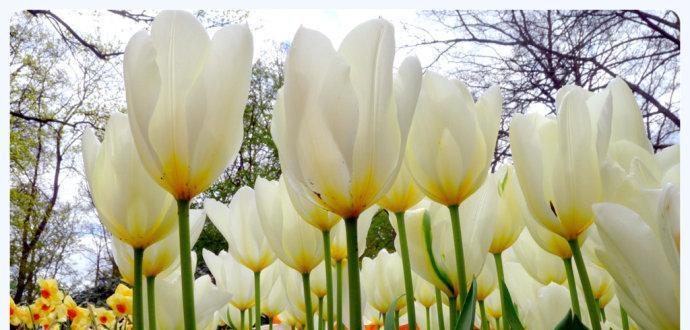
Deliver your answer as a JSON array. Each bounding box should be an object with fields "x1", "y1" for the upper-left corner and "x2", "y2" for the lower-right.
[
  {"x1": 205, "y1": 187, "x2": 277, "y2": 273},
  {"x1": 512, "y1": 230, "x2": 566, "y2": 285},
  {"x1": 203, "y1": 250, "x2": 256, "y2": 311},
  {"x1": 82, "y1": 113, "x2": 178, "y2": 248},
  {"x1": 487, "y1": 165, "x2": 526, "y2": 254},
  {"x1": 154, "y1": 274, "x2": 232, "y2": 330},
  {"x1": 406, "y1": 72, "x2": 503, "y2": 207},
  {"x1": 593, "y1": 184, "x2": 679, "y2": 329},
  {"x1": 401, "y1": 191, "x2": 495, "y2": 297},
  {"x1": 271, "y1": 18, "x2": 423, "y2": 219},
  {"x1": 124, "y1": 10, "x2": 253, "y2": 200},
  {"x1": 111, "y1": 209, "x2": 205, "y2": 283},
  {"x1": 255, "y1": 176, "x2": 324, "y2": 274},
  {"x1": 510, "y1": 85, "x2": 613, "y2": 240},
  {"x1": 361, "y1": 250, "x2": 407, "y2": 313}
]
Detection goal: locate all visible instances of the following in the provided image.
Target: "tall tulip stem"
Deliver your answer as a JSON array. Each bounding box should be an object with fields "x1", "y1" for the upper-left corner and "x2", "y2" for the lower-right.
[
  {"x1": 344, "y1": 217, "x2": 362, "y2": 330},
  {"x1": 394, "y1": 211, "x2": 416, "y2": 329},
  {"x1": 319, "y1": 297, "x2": 325, "y2": 330},
  {"x1": 241, "y1": 309, "x2": 246, "y2": 330},
  {"x1": 394, "y1": 310, "x2": 400, "y2": 330},
  {"x1": 133, "y1": 247, "x2": 145, "y2": 330},
  {"x1": 336, "y1": 260, "x2": 343, "y2": 330},
  {"x1": 493, "y1": 253, "x2": 506, "y2": 330},
  {"x1": 249, "y1": 307, "x2": 253, "y2": 330},
  {"x1": 322, "y1": 231, "x2": 335, "y2": 330},
  {"x1": 448, "y1": 295, "x2": 457, "y2": 328},
  {"x1": 434, "y1": 288, "x2": 445, "y2": 330},
  {"x1": 255, "y1": 271, "x2": 261, "y2": 330},
  {"x1": 447, "y1": 205, "x2": 468, "y2": 302},
  {"x1": 146, "y1": 276, "x2": 157, "y2": 330},
  {"x1": 568, "y1": 239, "x2": 601, "y2": 330},
  {"x1": 302, "y1": 272, "x2": 315, "y2": 330},
  {"x1": 177, "y1": 199, "x2": 197, "y2": 330},
  {"x1": 478, "y1": 300, "x2": 488, "y2": 330},
  {"x1": 563, "y1": 258, "x2": 581, "y2": 318},
  {"x1": 620, "y1": 306, "x2": 629, "y2": 330}
]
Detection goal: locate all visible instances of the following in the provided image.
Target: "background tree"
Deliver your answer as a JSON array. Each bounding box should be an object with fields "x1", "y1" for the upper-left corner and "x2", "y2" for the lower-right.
[
  {"x1": 9, "y1": 11, "x2": 116, "y2": 302},
  {"x1": 405, "y1": 10, "x2": 680, "y2": 167}
]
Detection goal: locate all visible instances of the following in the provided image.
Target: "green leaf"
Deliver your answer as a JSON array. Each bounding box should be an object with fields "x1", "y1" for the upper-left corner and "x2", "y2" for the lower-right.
[
  {"x1": 554, "y1": 310, "x2": 589, "y2": 330},
  {"x1": 499, "y1": 282, "x2": 525, "y2": 330},
  {"x1": 384, "y1": 294, "x2": 405, "y2": 330},
  {"x1": 455, "y1": 279, "x2": 478, "y2": 330}
]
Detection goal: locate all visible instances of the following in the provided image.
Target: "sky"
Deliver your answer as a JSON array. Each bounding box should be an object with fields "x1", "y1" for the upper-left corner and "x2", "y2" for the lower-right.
[{"x1": 54, "y1": 9, "x2": 449, "y2": 68}]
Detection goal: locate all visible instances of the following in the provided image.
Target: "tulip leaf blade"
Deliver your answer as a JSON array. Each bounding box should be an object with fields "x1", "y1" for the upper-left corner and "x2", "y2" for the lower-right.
[
  {"x1": 554, "y1": 310, "x2": 589, "y2": 330},
  {"x1": 499, "y1": 281, "x2": 525, "y2": 330},
  {"x1": 384, "y1": 294, "x2": 405, "y2": 330},
  {"x1": 422, "y1": 210, "x2": 455, "y2": 293},
  {"x1": 455, "y1": 278, "x2": 477, "y2": 330}
]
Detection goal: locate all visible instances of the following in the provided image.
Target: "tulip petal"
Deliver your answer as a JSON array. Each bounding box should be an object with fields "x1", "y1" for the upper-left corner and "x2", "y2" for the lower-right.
[
  {"x1": 551, "y1": 89, "x2": 600, "y2": 238},
  {"x1": 188, "y1": 24, "x2": 253, "y2": 194},
  {"x1": 147, "y1": 11, "x2": 211, "y2": 196},
  {"x1": 593, "y1": 203, "x2": 679, "y2": 329}
]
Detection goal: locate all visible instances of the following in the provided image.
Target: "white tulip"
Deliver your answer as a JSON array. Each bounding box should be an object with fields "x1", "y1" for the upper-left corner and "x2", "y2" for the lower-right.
[
  {"x1": 205, "y1": 187, "x2": 276, "y2": 273},
  {"x1": 124, "y1": 10, "x2": 253, "y2": 200}
]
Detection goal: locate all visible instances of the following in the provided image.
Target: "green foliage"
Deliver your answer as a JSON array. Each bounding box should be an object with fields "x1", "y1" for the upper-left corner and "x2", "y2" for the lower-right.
[
  {"x1": 193, "y1": 217, "x2": 228, "y2": 276},
  {"x1": 499, "y1": 282, "x2": 525, "y2": 330},
  {"x1": 555, "y1": 310, "x2": 589, "y2": 330},
  {"x1": 384, "y1": 295, "x2": 405, "y2": 330},
  {"x1": 456, "y1": 279, "x2": 478, "y2": 330},
  {"x1": 363, "y1": 209, "x2": 396, "y2": 259}
]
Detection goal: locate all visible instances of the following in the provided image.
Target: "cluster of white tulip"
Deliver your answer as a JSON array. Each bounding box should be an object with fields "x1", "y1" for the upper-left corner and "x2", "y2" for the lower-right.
[{"x1": 81, "y1": 9, "x2": 679, "y2": 330}]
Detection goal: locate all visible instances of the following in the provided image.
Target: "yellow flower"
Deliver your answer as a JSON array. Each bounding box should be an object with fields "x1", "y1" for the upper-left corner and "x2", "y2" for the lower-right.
[
  {"x1": 61, "y1": 296, "x2": 86, "y2": 323},
  {"x1": 93, "y1": 307, "x2": 116, "y2": 328},
  {"x1": 106, "y1": 291, "x2": 133, "y2": 316},
  {"x1": 37, "y1": 279, "x2": 63, "y2": 304},
  {"x1": 33, "y1": 297, "x2": 55, "y2": 315},
  {"x1": 9, "y1": 297, "x2": 25, "y2": 326},
  {"x1": 114, "y1": 284, "x2": 133, "y2": 297}
]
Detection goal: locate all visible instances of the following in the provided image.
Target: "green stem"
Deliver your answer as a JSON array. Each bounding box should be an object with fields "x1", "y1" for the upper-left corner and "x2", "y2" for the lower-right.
[
  {"x1": 563, "y1": 258, "x2": 582, "y2": 318},
  {"x1": 425, "y1": 306, "x2": 430, "y2": 330},
  {"x1": 493, "y1": 253, "x2": 506, "y2": 330},
  {"x1": 302, "y1": 272, "x2": 315, "y2": 330},
  {"x1": 434, "y1": 288, "x2": 445, "y2": 330},
  {"x1": 620, "y1": 306, "x2": 629, "y2": 330},
  {"x1": 249, "y1": 308, "x2": 253, "y2": 330},
  {"x1": 447, "y1": 205, "x2": 467, "y2": 302},
  {"x1": 495, "y1": 317, "x2": 501, "y2": 330},
  {"x1": 255, "y1": 272, "x2": 261, "y2": 330},
  {"x1": 177, "y1": 199, "x2": 196, "y2": 330},
  {"x1": 568, "y1": 239, "x2": 601, "y2": 330},
  {"x1": 479, "y1": 300, "x2": 489, "y2": 330},
  {"x1": 146, "y1": 276, "x2": 157, "y2": 330},
  {"x1": 344, "y1": 217, "x2": 362, "y2": 330},
  {"x1": 270, "y1": 321, "x2": 274, "y2": 330},
  {"x1": 394, "y1": 310, "x2": 400, "y2": 330},
  {"x1": 597, "y1": 298, "x2": 606, "y2": 322},
  {"x1": 448, "y1": 295, "x2": 457, "y2": 330},
  {"x1": 318, "y1": 296, "x2": 324, "y2": 330},
  {"x1": 394, "y1": 212, "x2": 416, "y2": 330},
  {"x1": 241, "y1": 309, "x2": 245, "y2": 330},
  {"x1": 133, "y1": 247, "x2": 145, "y2": 330},
  {"x1": 336, "y1": 260, "x2": 343, "y2": 330},
  {"x1": 322, "y1": 231, "x2": 334, "y2": 330}
]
